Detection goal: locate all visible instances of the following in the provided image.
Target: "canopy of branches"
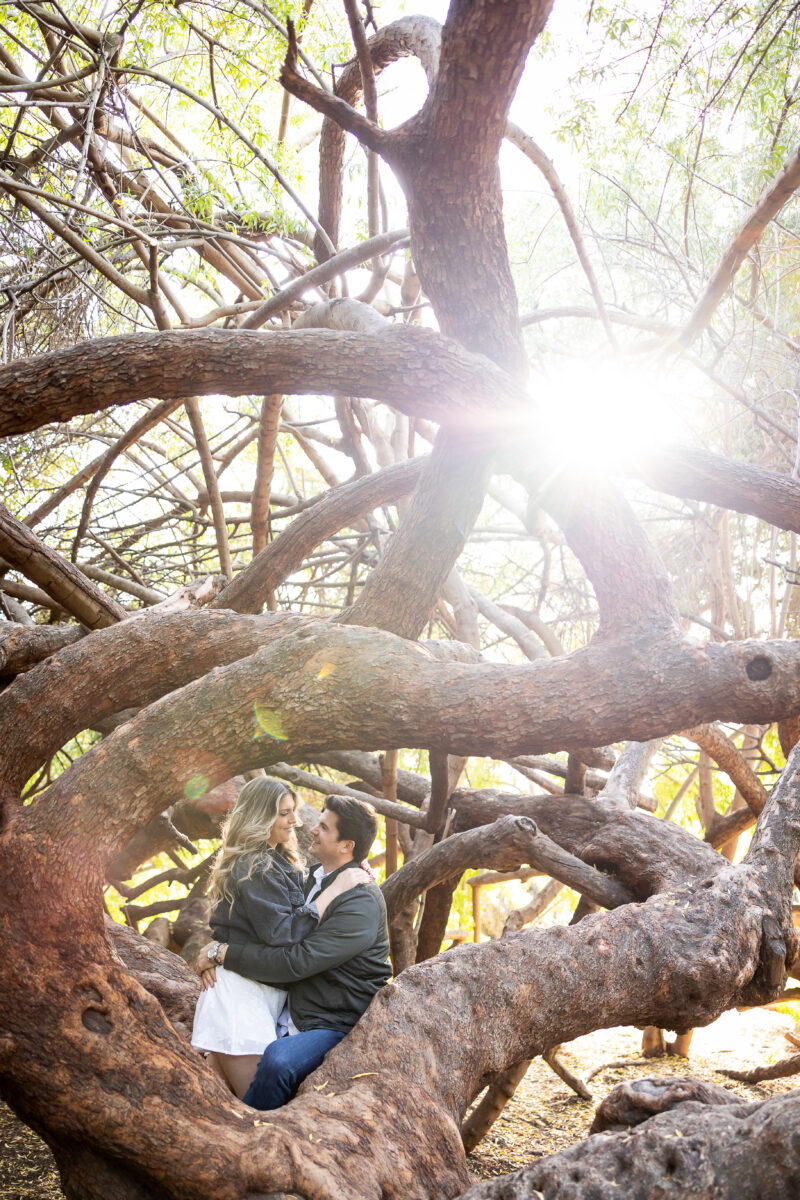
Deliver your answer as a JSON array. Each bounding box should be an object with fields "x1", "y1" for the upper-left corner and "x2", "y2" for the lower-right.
[{"x1": 4, "y1": 2, "x2": 800, "y2": 1199}]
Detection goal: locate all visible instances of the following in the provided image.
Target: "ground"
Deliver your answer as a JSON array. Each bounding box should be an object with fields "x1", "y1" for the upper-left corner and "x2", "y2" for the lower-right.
[
  {"x1": 466, "y1": 1006, "x2": 800, "y2": 1181},
  {"x1": 2, "y1": 1009, "x2": 798, "y2": 1198}
]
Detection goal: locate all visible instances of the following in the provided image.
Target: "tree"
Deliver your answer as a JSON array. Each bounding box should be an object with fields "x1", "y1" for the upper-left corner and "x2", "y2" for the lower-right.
[{"x1": 4, "y1": 1, "x2": 800, "y2": 1197}]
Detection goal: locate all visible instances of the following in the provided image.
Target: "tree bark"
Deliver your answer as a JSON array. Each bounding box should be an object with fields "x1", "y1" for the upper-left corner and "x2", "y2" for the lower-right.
[
  {"x1": 0, "y1": 327, "x2": 527, "y2": 439},
  {"x1": 17, "y1": 617, "x2": 800, "y2": 853}
]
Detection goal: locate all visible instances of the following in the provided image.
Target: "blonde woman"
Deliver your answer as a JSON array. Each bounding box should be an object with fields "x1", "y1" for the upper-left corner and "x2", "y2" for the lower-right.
[{"x1": 191, "y1": 776, "x2": 366, "y2": 1098}]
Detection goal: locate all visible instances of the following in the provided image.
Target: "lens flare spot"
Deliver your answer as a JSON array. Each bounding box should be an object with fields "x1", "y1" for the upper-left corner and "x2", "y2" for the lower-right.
[
  {"x1": 317, "y1": 662, "x2": 336, "y2": 680},
  {"x1": 253, "y1": 704, "x2": 288, "y2": 741},
  {"x1": 184, "y1": 773, "x2": 210, "y2": 801}
]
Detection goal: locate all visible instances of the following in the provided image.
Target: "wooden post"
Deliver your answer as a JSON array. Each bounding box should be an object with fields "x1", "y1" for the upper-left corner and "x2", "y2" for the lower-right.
[
  {"x1": 385, "y1": 818, "x2": 398, "y2": 877},
  {"x1": 381, "y1": 750, "x2": 399, "y2": 877}
]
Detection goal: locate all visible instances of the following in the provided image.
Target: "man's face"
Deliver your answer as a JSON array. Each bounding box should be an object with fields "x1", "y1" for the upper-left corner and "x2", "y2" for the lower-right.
[{"x1": 311, "y1": 807, "x2": 352, "y2": 870}]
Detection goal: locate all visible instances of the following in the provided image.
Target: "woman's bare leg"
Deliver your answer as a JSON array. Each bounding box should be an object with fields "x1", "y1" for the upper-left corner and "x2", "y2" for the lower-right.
[
  {"x1": 207, "y1": 1052, "x2": 262, "y2": 1099},
  {"x1": 205, "y1": 1051, "x2": 232, "y2": 1091}
]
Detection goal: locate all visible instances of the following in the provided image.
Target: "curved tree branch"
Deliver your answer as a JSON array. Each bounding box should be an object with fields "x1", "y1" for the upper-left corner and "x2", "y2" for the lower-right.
[
  {"x1": 0, "y1": 327, "x2": 527, "y2": 438},
  {"x1": 381, "y1": 815, "x2": 635, "y2": 922},
  {"x1": 215, "y1": 457, "x2": 425, "y2": 613},
  {"x1": 679, "y1": 141, "x2": 800, "y2": 347},
  {"x1": 0, "y1": 504, "x2": 126, "y2": 629}
]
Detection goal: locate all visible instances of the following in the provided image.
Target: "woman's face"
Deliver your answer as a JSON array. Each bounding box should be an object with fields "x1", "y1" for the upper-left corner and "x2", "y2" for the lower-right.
[{"x1": 268, "y1": 793, "x2": 297, "y2": 847}]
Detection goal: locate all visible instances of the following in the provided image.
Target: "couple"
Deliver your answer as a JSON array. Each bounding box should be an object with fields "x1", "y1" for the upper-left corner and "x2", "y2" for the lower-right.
[{"x1": 191, "y1": 777, "x2": 390, "y2": 1109}]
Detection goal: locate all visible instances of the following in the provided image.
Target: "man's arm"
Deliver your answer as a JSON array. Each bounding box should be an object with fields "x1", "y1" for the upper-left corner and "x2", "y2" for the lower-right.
[{"x1": 223, "y1": 888, "x2": 383, "y2": 986}]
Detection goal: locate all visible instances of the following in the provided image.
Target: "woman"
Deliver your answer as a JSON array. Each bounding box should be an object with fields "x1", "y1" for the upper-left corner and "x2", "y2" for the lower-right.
[{"x1": 191, "y1": 776, "x2": 367, "y2": 1097}]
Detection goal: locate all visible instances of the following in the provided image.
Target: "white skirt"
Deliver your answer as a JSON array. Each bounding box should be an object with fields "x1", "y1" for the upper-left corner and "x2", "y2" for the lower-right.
[{"x1": 191, "y1": 964, "x2": 287, "y2": 1056}]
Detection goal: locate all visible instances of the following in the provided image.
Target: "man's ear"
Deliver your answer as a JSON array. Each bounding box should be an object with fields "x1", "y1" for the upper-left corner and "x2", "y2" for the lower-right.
[{"x1": 342, "y1": 839, "x2": 355, "y2": 858}]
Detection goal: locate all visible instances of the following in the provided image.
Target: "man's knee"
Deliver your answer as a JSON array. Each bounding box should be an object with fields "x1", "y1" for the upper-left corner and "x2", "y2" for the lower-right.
[
  {"x1": 262, "y1": 1039, "x2": 302, "y2": 1087},
  {"x1": 244, "y1": 1040, "x2": 295, "y2": 1109},
  {"x1": 244, "y1": 1030, "x2": 345, "y2": 1109}
]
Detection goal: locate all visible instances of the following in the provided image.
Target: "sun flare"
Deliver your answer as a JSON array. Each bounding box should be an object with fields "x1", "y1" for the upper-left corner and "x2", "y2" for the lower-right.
[{"x1": 537, "y1": 360, "x2": 679, "y2": 472}]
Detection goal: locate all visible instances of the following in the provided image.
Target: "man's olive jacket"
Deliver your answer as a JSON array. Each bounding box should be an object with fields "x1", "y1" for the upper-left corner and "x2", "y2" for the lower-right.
[{"x1": 223, "y1": 861, "x2": 391, "y2": 1034}]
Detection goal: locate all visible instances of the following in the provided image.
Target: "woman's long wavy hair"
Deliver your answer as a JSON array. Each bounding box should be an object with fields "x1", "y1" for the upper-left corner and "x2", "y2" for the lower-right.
[{"x1": 207, "y1": 776, "x2": 303, "y2": 909}]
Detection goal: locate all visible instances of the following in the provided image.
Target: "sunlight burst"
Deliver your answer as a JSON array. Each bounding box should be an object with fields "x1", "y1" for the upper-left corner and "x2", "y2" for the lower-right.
[{"x1": 537, "y1": 361, "x2": 674, "y2": 472}]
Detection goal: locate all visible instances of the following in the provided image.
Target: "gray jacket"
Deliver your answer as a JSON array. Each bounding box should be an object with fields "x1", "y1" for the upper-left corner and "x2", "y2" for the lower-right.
[
  {"x1": 210, "y1": 850, "x2": 319, "y2": 948},
  {"x1": 224, "y1": 861, "x2": 391, "y2": 1034}
]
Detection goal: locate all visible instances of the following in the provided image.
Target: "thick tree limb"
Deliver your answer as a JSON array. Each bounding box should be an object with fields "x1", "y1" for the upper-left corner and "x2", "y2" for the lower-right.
[
  {"x1": 0, "y1": 504, "x2": 126, "y2": 629},
  {"x1": 633, "y1": 444, "x2": 800, "y2": 536},
  {"x1": 389, "y1": 2, "x2": 553, "y2": 374},
  {"x1": 381, "y1": 815, "x2": 635, "y2": 922},
  {"x1": 528, "y1": 467, "x2": 680, "y2": 637},
  {"x1": 462, "y1": 1087, "x2": 800, "y2": 1199},
  {"x1": 0, "y1": 622, "x2": 84, "y2": 681},
  {"x1": 22, "y1": 617, "x2": 800, "y2": 859},
  {"x1": 591, "y1": 1074, "x2": 743, "y2": 1133},
  {"x1": 340, "y1": 432, "x2": 492, "y2": 637},
  {"x1": 0, "y1": 328, "x2": 527, "y2": 438},
  {"x1": 0, "y1": 610, "x2": 314, "y2": 796}
]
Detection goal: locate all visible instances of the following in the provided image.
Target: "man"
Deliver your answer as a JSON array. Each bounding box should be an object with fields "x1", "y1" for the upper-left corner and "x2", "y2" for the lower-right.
[{"x1": 198, "y1": 794, "x2": 390, "y2": 1109}]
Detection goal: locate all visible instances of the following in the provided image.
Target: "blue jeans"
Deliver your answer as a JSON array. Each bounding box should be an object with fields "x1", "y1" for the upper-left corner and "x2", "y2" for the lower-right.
[{"x1": 243, "y1": 1028, "x2": 345, "y2": 1110}]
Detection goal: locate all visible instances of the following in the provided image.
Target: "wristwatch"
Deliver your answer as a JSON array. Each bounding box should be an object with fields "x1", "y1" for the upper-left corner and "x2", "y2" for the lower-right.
[{"x1": 207, "y1": 942, "x2": 224, "y2": 966}]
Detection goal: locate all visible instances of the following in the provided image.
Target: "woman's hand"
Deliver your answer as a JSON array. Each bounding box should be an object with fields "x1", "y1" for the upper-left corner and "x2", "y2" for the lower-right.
[
  {"x1": 195, "y1": 941, "x2": 226, "y2": 987},
  {"x1": 199, "y1": 965, "x2": 217, "y2": 991}
]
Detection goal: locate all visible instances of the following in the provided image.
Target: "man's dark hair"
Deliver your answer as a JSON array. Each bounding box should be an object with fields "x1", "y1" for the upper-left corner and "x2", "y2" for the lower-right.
[{"x1": 324, "y1": 795, "x2": 378, "y2": 862}]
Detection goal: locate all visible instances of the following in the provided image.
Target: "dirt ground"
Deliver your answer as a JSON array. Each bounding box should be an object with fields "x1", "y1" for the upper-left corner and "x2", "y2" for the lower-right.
[
  {"x1": 466, "y1": 1006, "x2": 800, "y2": 1180},
  {"x1": 2, "y1": 1007, "x2": 799, "y2": 1198}
]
